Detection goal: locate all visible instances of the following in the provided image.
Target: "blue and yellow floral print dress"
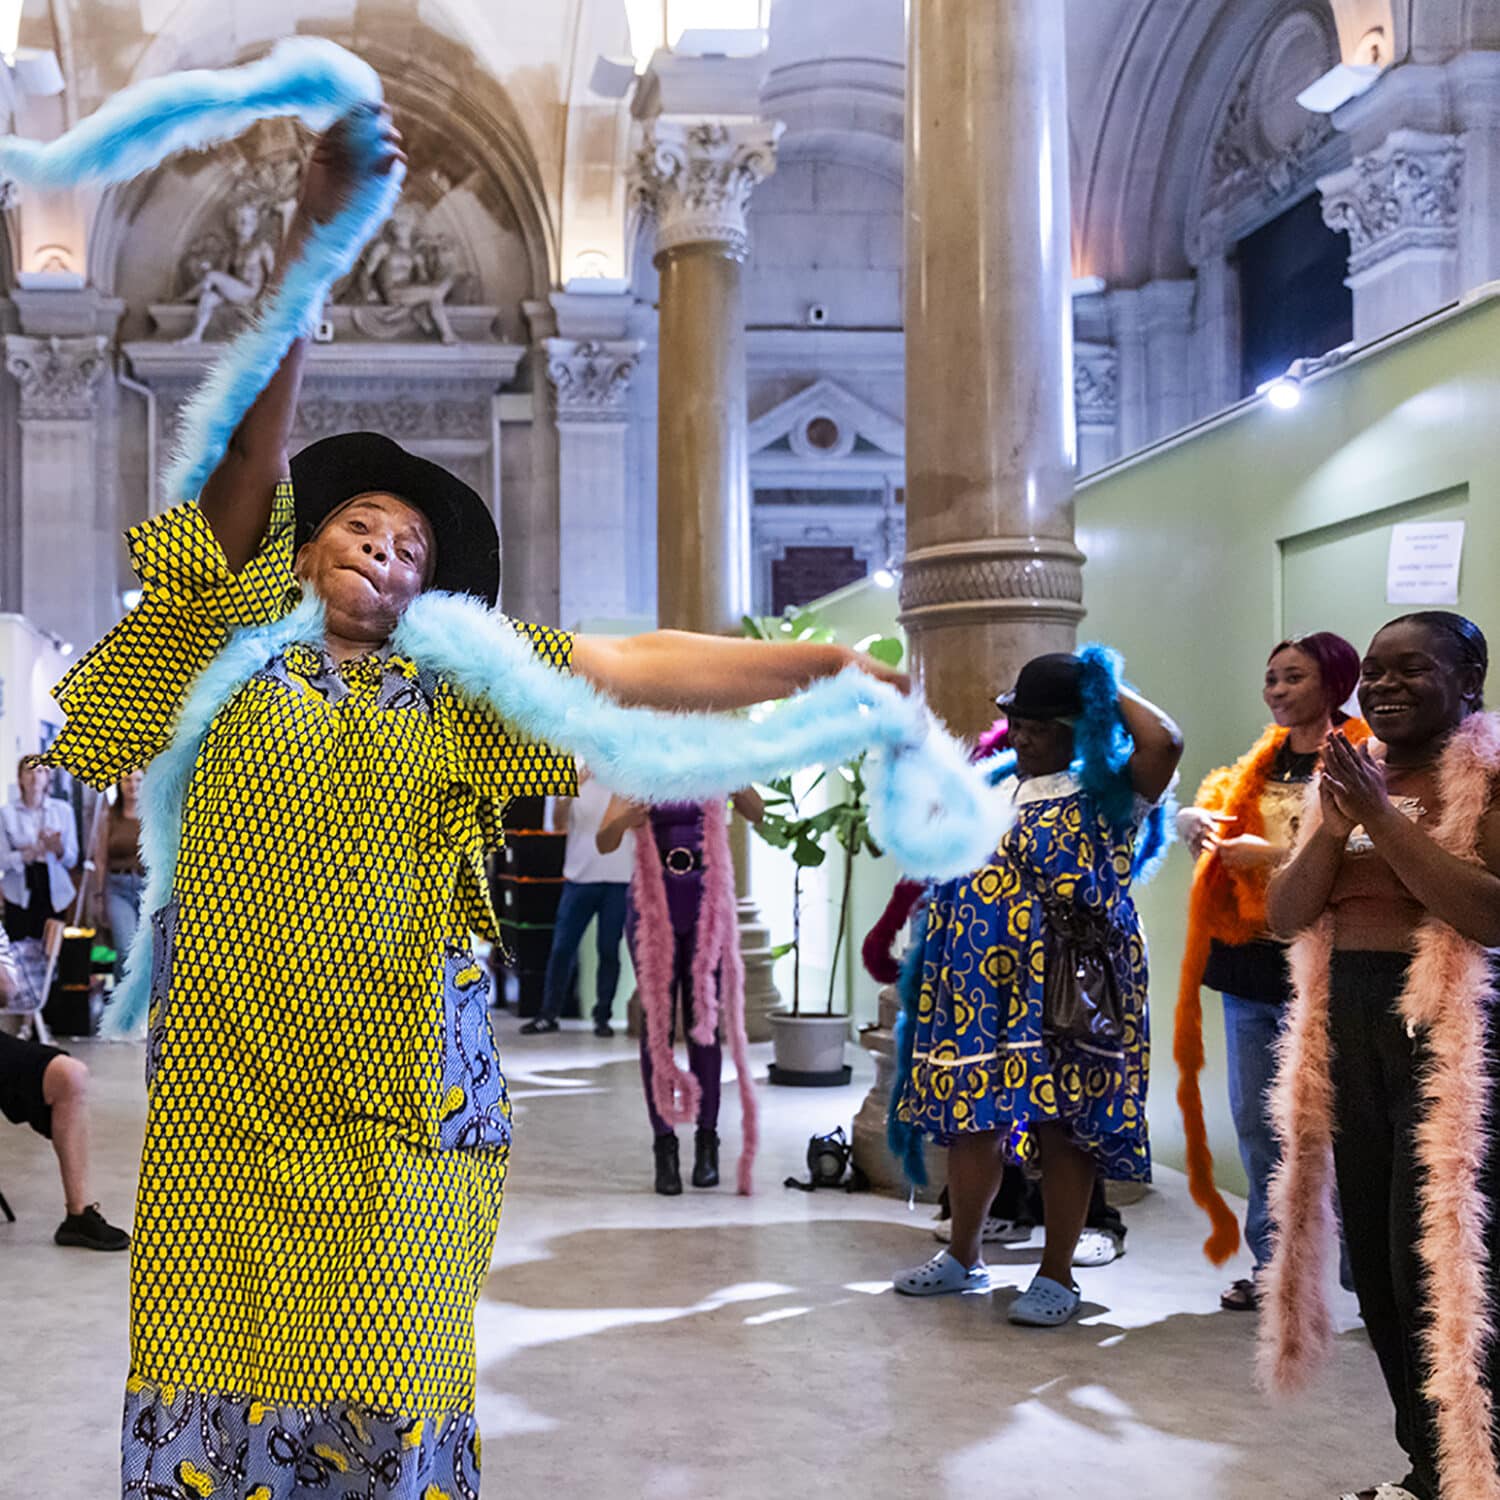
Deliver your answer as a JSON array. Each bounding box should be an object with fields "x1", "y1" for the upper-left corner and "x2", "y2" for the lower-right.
[
  {"x1": 42, "y1": 484, "x2": 576, "y2": 1500},
  {"x1": 897, "y1": 770, "x2": 1152, "y2": 1183}
]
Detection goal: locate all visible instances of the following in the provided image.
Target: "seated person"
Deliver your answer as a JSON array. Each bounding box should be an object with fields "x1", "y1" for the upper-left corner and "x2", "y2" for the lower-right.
[{"x1": 0, "y1": 931, "x2": 130, "y2": 1251}]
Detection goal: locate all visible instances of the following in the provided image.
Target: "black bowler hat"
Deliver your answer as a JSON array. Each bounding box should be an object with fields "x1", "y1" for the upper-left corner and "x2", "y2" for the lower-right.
[
  {"x1": 290, "y1": 432, "x2": 500, "y2": 607},
  {"x1": 995, "y1": 653, "x2": 1084, "y2": 721}
]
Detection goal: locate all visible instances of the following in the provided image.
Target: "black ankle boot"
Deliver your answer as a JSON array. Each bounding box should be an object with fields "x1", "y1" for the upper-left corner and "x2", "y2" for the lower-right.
[
  {"x1": 653, "y1": 1134, "x2": 683, "y2": 1196},
  {"x1": 692, "y1": 1128, "x2": 720, "y2": 1189}
]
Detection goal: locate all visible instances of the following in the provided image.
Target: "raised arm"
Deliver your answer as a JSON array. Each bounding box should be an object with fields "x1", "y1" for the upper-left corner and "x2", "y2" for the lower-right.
[
  {"x1": 198, "y1": 112, "x2": 404, "y2": 571},
  {"x1": 571, "y1": 632, "x2": 909, "y2": 712},
  {"x1": 1119, "y1": 687, "x2": 1184, "y2": 803},
  {"x1": 597, "y1": 794, "x2": 649, "y2": 855}
]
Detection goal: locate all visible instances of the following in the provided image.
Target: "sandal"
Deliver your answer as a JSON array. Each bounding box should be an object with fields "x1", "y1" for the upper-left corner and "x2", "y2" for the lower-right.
[
  {"x1": 1073, "y1": 1228, "x2": 1125, "y2": 1267},
  {"x1": 1007, "y1": 1273, "x2": 1082, "y2": 1327},
  {"x1": 893, "y1": 1250, "x2": 989, "y2": 1297},
  {"x1": 1220, "y1": 1277, "x2": 1260, "y2": 1312}
]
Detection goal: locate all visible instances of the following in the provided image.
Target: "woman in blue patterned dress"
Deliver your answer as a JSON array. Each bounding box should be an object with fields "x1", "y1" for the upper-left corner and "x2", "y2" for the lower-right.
[{"x1": 892, "y1": 649, "x2": 1182, "y2": 1326}]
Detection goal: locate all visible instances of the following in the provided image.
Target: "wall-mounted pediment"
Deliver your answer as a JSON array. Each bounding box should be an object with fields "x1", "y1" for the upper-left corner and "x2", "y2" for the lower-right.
[{"x1": 749, "y1": 378, "x2": 904, "y2": 463}]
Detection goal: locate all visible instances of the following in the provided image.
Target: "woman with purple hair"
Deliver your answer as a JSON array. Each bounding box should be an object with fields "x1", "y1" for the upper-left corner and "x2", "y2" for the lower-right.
[{"x1": 1174, "y1": 631, "x2": 1366, "y2": 1310}]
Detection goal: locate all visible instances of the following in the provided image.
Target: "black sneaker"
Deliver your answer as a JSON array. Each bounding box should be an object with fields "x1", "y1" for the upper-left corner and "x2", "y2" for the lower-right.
[
  {"x1": 55, "y1": 1204, "x2": 130, "y2": 1252},
  {"x1": 519, "y1": 1017, "x2": 560, "y2": 1035},
  {"x1": 594, "y1": 1021, "x2": 615, "y2": 1038}
]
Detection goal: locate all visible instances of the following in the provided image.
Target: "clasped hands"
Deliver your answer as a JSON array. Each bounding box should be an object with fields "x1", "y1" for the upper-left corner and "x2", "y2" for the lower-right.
[{"x1": 1317, "y1": 730, "x2": 1391, "y2": 841}]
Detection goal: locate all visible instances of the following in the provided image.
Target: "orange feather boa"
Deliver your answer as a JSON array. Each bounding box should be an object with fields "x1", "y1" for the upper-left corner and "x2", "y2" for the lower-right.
[{"x1": 1174, "y1": 719, "x2": 1370, "y2": 1264}]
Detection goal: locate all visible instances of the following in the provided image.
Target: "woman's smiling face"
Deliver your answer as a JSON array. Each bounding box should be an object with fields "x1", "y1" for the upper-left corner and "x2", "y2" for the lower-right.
[
  {"x1": 1358, "y1": 619, "x2": 1481, "y2": 747},
  {"x1": 295, "y1": 493, "x2": 435, "y2": 642}
]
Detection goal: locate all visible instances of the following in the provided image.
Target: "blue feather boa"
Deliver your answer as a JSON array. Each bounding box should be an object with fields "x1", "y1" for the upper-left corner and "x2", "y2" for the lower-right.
[
  {"x1": 0, "y1": 39, "x2": 401, "y2": 504},
  {"x1": 886, "y1": 932, "x2": 929, "y2": 1188},
  {"x1": 108, "y1": 592, "x2": 1010, "y2": 1036},
  {"x1": 394, "y1": 593, "x2": 1010, "y2": 882}
]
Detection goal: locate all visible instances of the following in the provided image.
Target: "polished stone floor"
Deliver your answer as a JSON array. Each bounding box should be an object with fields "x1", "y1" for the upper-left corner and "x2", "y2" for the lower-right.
[{"x1": 2, "y1": 1020, "x2": 1401, "y2": 1499}]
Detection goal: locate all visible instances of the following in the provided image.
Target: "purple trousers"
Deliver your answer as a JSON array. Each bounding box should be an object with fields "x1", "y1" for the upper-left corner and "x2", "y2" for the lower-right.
[{"x1": 633, "y1": 923, "x2": 722, "y2": 1137}]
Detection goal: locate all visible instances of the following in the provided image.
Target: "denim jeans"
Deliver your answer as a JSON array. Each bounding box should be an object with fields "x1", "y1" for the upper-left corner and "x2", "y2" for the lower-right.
[
  {"x1": 1222, "y1": 991, "x2": 1285, "y2": 1274},
  {"x1": 539, "y1": 881, "x2": 628, "y2": 1024},
  {"x1": 106, "y1": 872, "x2": 145, "y2": 984}
]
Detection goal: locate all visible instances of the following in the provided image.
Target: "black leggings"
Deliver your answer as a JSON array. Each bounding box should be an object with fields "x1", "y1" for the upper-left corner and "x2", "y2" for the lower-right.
[{"x1": 1330, "y1": 950, "x2": 1500, "y2": 1499}]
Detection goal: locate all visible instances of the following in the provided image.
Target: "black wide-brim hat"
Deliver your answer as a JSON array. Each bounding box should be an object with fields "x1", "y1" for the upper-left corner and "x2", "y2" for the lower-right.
[
  {"x1": 995, "y1": 652, "x2": 1084, "y2": 721},
  {"x1": 290, "y1": 431, "x2": 500, "y2": 607}
]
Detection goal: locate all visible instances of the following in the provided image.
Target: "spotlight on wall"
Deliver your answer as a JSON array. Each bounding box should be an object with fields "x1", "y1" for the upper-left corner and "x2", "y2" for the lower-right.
[
  {"x1": 872, "y1": 564, "x2": 898, "y2": 590},
  {"x1": 121, "y1": 589, "x2": 144, "y2": 612},
  {"x1": 1259, "y1": 375, "x2": 1303, "y2": 411}
]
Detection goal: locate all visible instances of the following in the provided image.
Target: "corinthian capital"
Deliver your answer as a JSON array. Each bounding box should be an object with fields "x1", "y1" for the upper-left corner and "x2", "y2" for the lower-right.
[
  {"x1": 1320, "y1": 130, "x2": 1463, "y2": 276},
  {"x1": 545, "y1": 338, "x2": 643, "y2": 424},
  {"x1": 5, "y1": 334, "x2": 110, "y2": 420},
  {"x1": 632, "y1": 117, "x2": 783, "y2": 261}
]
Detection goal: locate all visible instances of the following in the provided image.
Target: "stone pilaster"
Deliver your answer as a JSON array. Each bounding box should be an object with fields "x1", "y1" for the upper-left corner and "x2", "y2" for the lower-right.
[
  {"x1": 544, "y1": 333, "x2": 642, "y2": 628},
  {"x1": 4, "y1": 330, "x2": 116, "y2": 649}
]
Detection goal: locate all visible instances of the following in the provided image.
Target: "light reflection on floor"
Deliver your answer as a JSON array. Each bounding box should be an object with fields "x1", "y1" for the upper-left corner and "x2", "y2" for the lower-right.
[{"x1": 3, "y1": 1019, "x2": 1399, "y2": 1498}]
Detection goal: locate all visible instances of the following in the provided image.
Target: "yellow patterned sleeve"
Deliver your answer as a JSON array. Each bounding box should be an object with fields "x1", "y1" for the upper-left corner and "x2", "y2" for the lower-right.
[
  {"x1": 42, "y1": 483, "x2": 298, "y2": 788},
  {"x1": 447, "y1": 620, "x2": 579, "y2": 819}
]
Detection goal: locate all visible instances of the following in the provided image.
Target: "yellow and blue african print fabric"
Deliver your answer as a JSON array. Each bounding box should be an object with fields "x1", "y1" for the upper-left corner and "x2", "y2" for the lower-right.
[
  {"x1": 43, "y1": 490, "x2": 576, "y2": 1499},
  {"x1": 898, "y1": 771, "x2": 1152, "y2": 1183}
]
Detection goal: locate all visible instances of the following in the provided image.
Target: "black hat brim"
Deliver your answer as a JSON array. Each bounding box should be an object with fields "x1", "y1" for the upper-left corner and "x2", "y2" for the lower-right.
[{"x1": 290, "y1": 432, "x2": 500, "y2": 608}]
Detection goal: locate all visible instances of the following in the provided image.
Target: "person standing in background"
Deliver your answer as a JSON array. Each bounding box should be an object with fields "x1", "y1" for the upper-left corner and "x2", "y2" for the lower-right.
[
  {"x1": 1173, "y1": 632, "x2": 1365, "y2": 1311},
  {"x1": 522, "y1": 764, "x2": 634, "y2": 1037},
  {"x1": 1, "y1": 760, "x2": 78, "y2": 942},
  {"x1": 91, "y1": 770, "x2": 146, "y2": 985}
]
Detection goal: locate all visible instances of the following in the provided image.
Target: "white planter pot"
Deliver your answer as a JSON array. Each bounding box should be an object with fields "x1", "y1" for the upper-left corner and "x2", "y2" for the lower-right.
[{"x1": 768, "y1": 1011, "x2": 850, "y2": 1086}]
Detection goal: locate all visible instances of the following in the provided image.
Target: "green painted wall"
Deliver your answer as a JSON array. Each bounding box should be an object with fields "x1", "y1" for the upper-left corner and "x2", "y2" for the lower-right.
[{"x1": 1076, "y1": 291, "x2": 1500, "y2": 1190}]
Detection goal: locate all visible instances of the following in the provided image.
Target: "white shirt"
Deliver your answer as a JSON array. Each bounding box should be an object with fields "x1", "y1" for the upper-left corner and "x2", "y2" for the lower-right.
[
  {"x1": 562, "y1": 773, "x2": 634, "y2": 885},
  {"x1": 1, "y1": 796, "x2": 79, "y2": 913}
]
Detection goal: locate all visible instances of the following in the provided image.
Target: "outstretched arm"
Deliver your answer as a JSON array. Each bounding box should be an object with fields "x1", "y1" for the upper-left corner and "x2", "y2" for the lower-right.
[
  {"x1": 198, "y1": 111, "x2": 405, "y2": 571},
  {"x1": 571, "y1": 631, "x2": 909, "y2": 712}
]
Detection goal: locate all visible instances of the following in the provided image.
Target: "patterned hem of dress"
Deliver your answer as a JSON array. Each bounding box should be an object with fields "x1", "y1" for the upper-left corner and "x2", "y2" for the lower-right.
[{"x1": 121, "y1": 1376, "x2": 482, "y2": 1500}]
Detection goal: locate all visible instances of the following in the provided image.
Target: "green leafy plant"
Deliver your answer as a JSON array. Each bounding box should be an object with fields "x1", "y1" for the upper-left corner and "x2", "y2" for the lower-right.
[{"x1": 744, "y1": 607, "x2": 903, "y2": 1016}]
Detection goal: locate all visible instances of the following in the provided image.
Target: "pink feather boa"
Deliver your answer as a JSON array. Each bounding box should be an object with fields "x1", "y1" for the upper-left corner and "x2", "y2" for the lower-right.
[
  {"x1": 1262, "y1": 712, "x2": 1500, "y2": 1499},
  {"x1": 630, "y1": 799, "x2": 759, "y2": 1194}
]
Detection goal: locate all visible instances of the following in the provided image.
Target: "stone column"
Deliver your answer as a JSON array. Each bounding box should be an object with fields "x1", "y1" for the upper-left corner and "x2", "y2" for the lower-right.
[
  {"x1": 899, "y1": 0, "x2": 1084, "y2": 739},
  {"x1": 545, "y1": 334, "x2": 643, "y2": 629},
  {"x1": 632, "y1": 73, "x2": 784, "y2": 1040},
  {"x1": 4, "y1": 332, "x2": 114, "y2": 650},
  {"x1": 857, "y1": 0, "x2": 1080, "y2": 1194}
]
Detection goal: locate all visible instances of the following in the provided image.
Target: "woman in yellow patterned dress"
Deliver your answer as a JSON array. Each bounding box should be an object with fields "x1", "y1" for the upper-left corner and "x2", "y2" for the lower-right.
[
  {"x1": 891, "y1": 649, "x2": 1181, "y2": 1327},
  {"x1": 41, "y1": 119, "x2": 906, "y2": 1500}
]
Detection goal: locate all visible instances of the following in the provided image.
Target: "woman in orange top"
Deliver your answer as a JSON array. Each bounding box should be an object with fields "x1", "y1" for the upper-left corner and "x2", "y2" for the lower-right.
[{"x1": 1174, "y1": 631, "x2": 1365, "y2": 1309}]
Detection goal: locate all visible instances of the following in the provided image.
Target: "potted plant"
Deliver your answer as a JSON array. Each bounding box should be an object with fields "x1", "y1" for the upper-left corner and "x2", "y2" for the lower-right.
[{"x1": 743, "y1": 609, "x2": 903, "y2": 1085}]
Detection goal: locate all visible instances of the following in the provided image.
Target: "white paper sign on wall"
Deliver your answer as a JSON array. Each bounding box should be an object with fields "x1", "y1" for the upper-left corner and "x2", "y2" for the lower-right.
[{"x1": 1386, "y1": 520, "x2": 1465, "y2": 605}]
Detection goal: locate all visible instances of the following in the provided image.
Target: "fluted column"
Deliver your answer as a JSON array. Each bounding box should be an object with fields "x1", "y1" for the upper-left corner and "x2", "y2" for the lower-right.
[
  {"x1": 633, "y1": 77, "x2": 785, "y2": 1040},
  {"x1": 899, "y1": 0, "x2": 1083, "y2": 738}
]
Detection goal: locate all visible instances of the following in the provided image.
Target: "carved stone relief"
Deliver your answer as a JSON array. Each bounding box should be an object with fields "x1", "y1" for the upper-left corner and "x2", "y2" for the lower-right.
[
  {"x1": 137, "y1": 125, "x2": 504, "y2": 346},
  {"x1": 1320, "y1": 131, "x2": 1464, "y2": 274},
  {"x1": 1073, "y1": 344, "x2": 1119, "y2": 425},
  {"x1": 633, "y1": 118, "x2": 784, "y2": 261},
  {"x1": 4, "y1": 335, "x2": 110, "y2": 420},
  {"x1": 544, "y1": 338, "x2": 642, "y2": 423}
]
